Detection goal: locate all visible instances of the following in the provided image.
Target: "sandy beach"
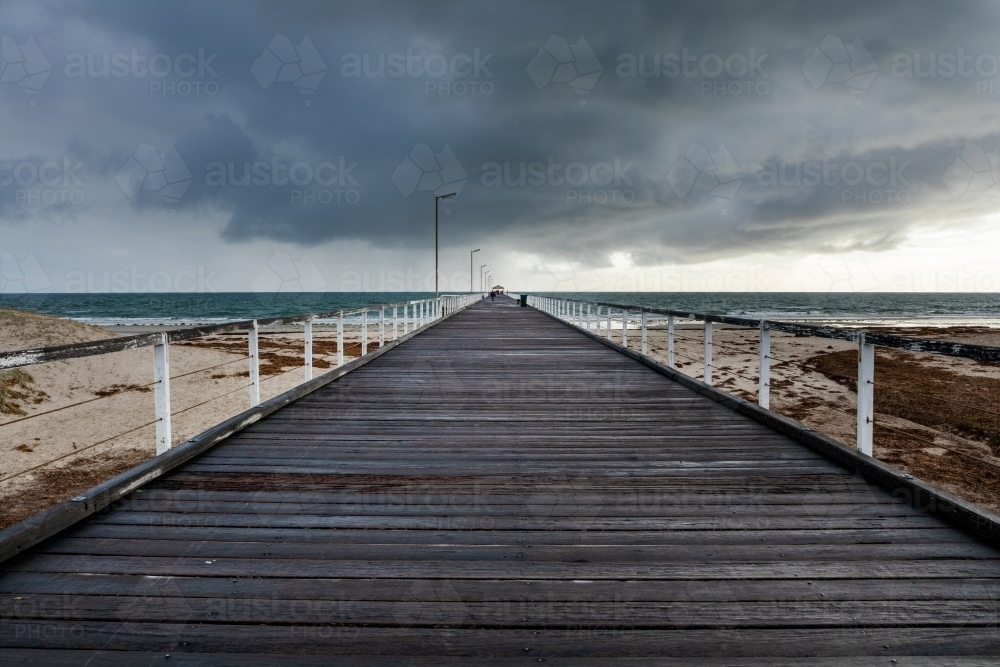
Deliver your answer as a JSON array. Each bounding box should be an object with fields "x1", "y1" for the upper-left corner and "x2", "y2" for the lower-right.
[
  {"x1": 2, "y1": 307, "x2": 999, "y2": 528},
  {"x1": 0, "y1": 309, "x2": 380, "y2": 528}
]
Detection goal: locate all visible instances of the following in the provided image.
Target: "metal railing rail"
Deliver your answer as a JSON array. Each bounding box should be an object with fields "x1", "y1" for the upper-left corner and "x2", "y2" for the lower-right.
[
  {"x1": 0, "y1": 293, "x2": 481, "y2": 458},
  {"x1": 527, "y1": 294, "x2": 1000, "y2": 457}
]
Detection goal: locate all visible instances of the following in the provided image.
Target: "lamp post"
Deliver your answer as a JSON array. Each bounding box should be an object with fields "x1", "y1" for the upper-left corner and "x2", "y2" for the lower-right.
[
  {"x1": 435, "y1": 192, "x2": 457, "y2": 299},
  {"x1": 480, "y1": 264, "x2": 487, "y2": 293},
  {"x1": 470, "y1": 249, "x2": 480, "y2": 293}
]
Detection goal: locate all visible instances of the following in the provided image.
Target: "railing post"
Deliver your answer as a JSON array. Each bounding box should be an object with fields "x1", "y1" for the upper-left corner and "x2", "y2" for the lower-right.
[
  {"x1": 587, "y1": 303, "x2": 592, "y2": 330},
  {"x1": 361, "y1": 310, "x2": 368, "y2": 356},
  {"x1": 641, "y1": 310, "x2": 648, "y2": 356},
  {"x1": 667, "y1": 314, "x2": 674, "y2": 367},
  {"x1": 703, "y1": 320, "x2": 712, "y2": 386},
  {"x1": 419, "y1": 300, "x2": 425, "y2": 327},
  {"x1": 249, "y1": 320, "x2": 260, "y2": 407},
  {"x1": 153, "y1": 332, "x2": 171, "y2": 455},
  {"x1": 379, "y1": 308, "x2": 385, "y2": 347},
  {"x1": 304, "y1": 316, "x2": 313, "y2": 381},
  {"x1": 622, "y1": 309, "x2": 628, "y2": 349},
  {"x1": 857, "y1": 332, "x2": 875, "y2": 456},
  {"x1": 605, "y1": 306, "x2": 611, "y2": 339},
  {"x1": 758, "y1": 322, "x2": 770, "y2": 409},
  {"x1": 337, "y1": 311, "x2": 344, "y2": 367}
]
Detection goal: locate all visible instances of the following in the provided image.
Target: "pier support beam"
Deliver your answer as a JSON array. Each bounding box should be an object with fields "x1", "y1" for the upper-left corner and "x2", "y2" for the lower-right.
[
  {"x1": 337, "y1": 311, "x2": 344, "y2": 367},
  {"x1": 641, "y1": 310, "x2": 648, "y2": 356},
  {"x1": 667, "y1": 315, "x2": 675, "y2": 367},
  {"x1": 153, "y1": 333, "x2": 171, "y2": 455},
  {"x1": 304, "y1": 317, "x2": 313, "y2": 381},
  {"x1": 758, "y1": 322, "x2": 770, "y2": 410},
  {"x1": 361, "y1": 310, "x2": 368, "y2": 356},
  {"x1": 857, "y1": 332, "x2": 875, "y2": 456},
  {"x1": 249, "y1": 320, "x2": 260, "y2": 407},
  {"x1": 703, "y1": 320, "x2": 713, "y2": 386}
]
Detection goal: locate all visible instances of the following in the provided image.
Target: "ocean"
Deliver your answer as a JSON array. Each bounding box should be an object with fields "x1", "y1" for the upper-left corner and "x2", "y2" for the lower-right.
[{"x1": 2, "y1": 292, "x2": 999, "y2": 327}]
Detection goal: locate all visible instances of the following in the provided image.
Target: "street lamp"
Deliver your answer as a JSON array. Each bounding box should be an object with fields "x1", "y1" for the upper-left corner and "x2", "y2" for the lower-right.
[
  {"x1": 470, "y1": 249, "x2": 480, "y2": 293},
  {"x1": 435, "y1": 192, "x2": 457, "y2": 299},
  {"x1": 480, "y1": 264, "x2": 487, "y2": 293}
]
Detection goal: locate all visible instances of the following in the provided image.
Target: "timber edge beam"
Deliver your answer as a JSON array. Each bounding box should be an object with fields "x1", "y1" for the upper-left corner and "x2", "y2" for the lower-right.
[
  {"x1": 532, "y1": 305, "x2": 1000, "y2": 547},
  {"x1": 0, "y1": 299, "x2": 475, "y2": 565}
]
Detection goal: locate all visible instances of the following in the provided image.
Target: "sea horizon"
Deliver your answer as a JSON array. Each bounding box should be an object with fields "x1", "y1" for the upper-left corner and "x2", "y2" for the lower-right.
[{"x1": 2, "y1": 291, "x2": 999, "y2": 328}]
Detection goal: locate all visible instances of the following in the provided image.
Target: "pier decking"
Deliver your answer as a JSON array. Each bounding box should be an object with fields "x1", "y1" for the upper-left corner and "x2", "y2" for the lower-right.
[{"x1": 2, "y1": 297, "x2": 999, "y2": 663}]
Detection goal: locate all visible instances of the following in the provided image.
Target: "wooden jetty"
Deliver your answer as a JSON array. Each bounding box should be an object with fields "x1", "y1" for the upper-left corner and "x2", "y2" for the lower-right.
[{"x1": 2, "y1": 296, "x2": 999, "y2": 663}]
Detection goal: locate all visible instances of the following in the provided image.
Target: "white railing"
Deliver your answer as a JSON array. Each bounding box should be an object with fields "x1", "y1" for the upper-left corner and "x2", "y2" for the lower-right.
[
  {"x1": 527, "y1": 294, "x2": 1000, "y2": 458},
  {"x1": 0, "y1": 293, "x2": 479, "y2": 470}
]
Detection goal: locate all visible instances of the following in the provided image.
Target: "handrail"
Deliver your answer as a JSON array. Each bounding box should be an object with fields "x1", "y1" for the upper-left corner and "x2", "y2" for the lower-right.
[
  {"x1": 527, "y1": 293, "x2": 1000, "y2": 458},
  {"x1": 0, "y1": 295, "x2": 483, "y2": 370},
  {"x1": 0, "y1": 293, "x2": 481, "y2": 465},
  {"x1": 527, "y1": 295, "x2": 1000, "y2": 363}
]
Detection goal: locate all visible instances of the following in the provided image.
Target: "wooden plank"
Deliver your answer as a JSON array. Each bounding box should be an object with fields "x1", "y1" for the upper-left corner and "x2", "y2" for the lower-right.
[
  {"x1": 3, "y1": 298, "x2": 1000, "y2": 661},
  {"x1": 9, "y1": 554, "x2": 999, "y2": 579},
  {"x1": 5, "y1": 572, "x2": 998, "y2": 602},
  {"x1": 2, "y1": 622, "x2": 1000, "y2": 656},
  {"x1": 57, "y1": 524, "x2": 976, "y2": 546},
  {"x1": 0, "y1": 304, "x2": 473, "y2": 563},
  {"x1": 0, "y1": 651, "x2": 995, "y2": 667}
]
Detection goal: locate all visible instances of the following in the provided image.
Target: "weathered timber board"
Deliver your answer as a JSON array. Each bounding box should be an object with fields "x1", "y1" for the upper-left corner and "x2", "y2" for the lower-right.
[{"x1": 2, "y1": 297, "x2": 999, "y2": 662}]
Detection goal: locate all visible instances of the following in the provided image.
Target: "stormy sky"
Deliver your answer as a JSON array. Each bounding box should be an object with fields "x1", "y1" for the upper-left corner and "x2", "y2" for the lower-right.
[{"x1": 2, "y1": 0, "x2": 1000, "y2": 293}]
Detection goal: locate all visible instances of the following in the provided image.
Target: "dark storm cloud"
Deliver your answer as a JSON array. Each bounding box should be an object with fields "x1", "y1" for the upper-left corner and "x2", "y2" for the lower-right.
[{"x1": 5, "y1": 0, "x2": 1000, "y2": 262}]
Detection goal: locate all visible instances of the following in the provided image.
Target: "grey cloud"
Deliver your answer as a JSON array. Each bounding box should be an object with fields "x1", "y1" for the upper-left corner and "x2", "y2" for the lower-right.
[{"x1": 5, "y1": 0, "x2": 1000, "y2": 266}]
